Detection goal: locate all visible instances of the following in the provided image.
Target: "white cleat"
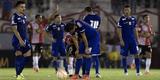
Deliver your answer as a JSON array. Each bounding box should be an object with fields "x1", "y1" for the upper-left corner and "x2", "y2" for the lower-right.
[
  {"x1": 136, "y1": 72, "x2": 142, "y2": 76},
  {"x1": 95, "y1": 73, "x2": 101, "y2": 78},
  {"x1": 124, "y1": 73, "x2": 128, "y2": 76}
]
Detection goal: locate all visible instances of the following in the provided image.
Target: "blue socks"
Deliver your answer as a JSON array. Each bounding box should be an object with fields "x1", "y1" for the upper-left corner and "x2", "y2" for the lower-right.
[
  {"x1": 122, "y1": 57, "x2": 127, "y2": 73},
  {"x1": 135, "y1": 58, "x2": 140, "y2": 73},
  {"x1": 15, "y1": 56, "x2": 23, "y2": 76},
  {"x1": 83, "y1": 57, "x2": 92, "y2": 75},
  {"x1": 92, "y1": 56, "x2": 100, "y2": 74},
  {"x1": 75, "y1": 58, "x2": 83, "y2": 74}
]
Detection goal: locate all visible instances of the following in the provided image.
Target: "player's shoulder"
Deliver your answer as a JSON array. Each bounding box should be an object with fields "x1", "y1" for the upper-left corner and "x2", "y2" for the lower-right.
[
  {"x1": 131, "y1": 16, "x2": 136, "y2": 20},
  {"x1": 61, "y1": 23, "x2": 66, "y2": 26}
]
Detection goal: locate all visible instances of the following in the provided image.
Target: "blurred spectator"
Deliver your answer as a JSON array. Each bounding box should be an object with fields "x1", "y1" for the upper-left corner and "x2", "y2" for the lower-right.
[
  {"x1": 108, "y1": 46, "x2": 120, "y2": 68},
  {"x1": 2, "y1": 0, "x2": 13, "y2": 20},
  {"x1": 111, "y1": 0, "x2": 121, "y2": 15}
]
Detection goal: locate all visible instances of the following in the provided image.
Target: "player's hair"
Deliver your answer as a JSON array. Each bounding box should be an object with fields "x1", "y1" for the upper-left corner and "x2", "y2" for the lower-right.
[
  {"x1": 54, "y1": 14, "x2": 60, "y2": 19},
  {"x1": 65, "y1": 22, "x2": 76, "y2": 32},
  {"x1": 84, "y1": 6, "x2": 92, "y2": 12},
  {"x1": 15, "y1": 1, "x2": 25, "y2": 7},
  {"x1": 35, "y1": 14, "x2": 41, "y2": 19},
  {"x1": 142, "y1": 14, "x2": 148, "y2": 19},
  {"x1": 123, "y1": 4, "x2": 130, "y2": 9}
]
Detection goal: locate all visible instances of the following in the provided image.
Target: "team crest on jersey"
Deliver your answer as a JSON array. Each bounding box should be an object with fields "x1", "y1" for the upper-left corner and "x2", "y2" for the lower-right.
[{"x1": 57, "y1": 27, "x2": 60, "y2": 31}]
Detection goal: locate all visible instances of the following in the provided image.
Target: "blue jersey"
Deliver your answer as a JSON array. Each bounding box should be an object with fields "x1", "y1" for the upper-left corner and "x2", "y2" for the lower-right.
[
  {"x1": 75, "y1": 20, "x2": 99, "y2": 41},
  {"x1": 83, "y1": 14, "x2": 101, "y2": 29},
  {"x1": 11, "y1": 13, "x2": 31, "y2": 53},
  {"x1": 118, "y1": 16, "x2": 137, "y2": 43},
  {"x1": 46, "y1": 23, "x2": 65, "y2": 41},
  {"x1": 11, "y1": 13, "x2": 28, "y2": 41}
]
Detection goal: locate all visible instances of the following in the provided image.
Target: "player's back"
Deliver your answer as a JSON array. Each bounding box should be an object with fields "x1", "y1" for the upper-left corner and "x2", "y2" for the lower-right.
[
  {"x1": 83, "y1": 14, "x2": 101, "y2": 29},
  {"x1": 75, "y1": 20, "x2": 99, "y2": 40},
  {"x1": 11, "y1": 13, "x2": 28, "y2": 41}
]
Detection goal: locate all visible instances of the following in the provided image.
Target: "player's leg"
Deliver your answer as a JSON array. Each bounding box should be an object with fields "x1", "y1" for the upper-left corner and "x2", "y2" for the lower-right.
[
  {"x1": 68, "y1": 56, "x2": 74, "y2": 76},
  {"x1": 51, "y1": 43, "x2": 60, "y2": 72},
  {"x1": 92, "y1": 56, "x2": 101, "y2": 78},
  {"x1": 71, "y1": 42, "x2": 84, "y2": 80},
  {"x1": 131, "y1": 45, "x2": 141, "y2": 76},
  {"x1": 144, "y1": 46, "x2": 152, "y2": 74},
  {"x1": 15, "y1": 50, "x2": 23, "y2": 77},
  {"x1": 120, "y1": 45, "x2": 129, "y2": 75},
  {"x1": 32, "y1": 44, "x2": 39, "y2": 72},
  {"x1": 83, "y1": 54, "x2": 92, "y2": 78}
]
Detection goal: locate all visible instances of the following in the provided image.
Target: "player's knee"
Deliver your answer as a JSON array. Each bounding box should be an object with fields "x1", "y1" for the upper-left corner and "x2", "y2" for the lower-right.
[{"x1": 15, "y1": 51, "x2": 22, "y2": 56}]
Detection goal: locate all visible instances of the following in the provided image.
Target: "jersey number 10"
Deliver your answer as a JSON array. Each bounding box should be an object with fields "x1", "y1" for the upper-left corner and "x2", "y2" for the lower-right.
[{"x1": 90, "y1": 20, "x2": 99, "y2": 29}]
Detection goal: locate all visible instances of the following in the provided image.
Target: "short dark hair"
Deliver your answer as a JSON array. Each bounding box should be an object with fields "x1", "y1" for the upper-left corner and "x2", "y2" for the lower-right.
[
  {"x1": 124, "y1": 4, "x2": 130, "y2": 8},
  {"x1": 54, "y1": 14, "x2": 60, "y2": 19},
  {"x1": 142, "y1": 14, "x2": 148, "y2": 19},
  {"x1": 84, "y1": 6, "x2": 92, "y2": 12},
  {"x1": 15, "y1": 1, "x2": 25, "y2": 7},
  {"x1": 35, "y1": 14, "x2": 41, "y2": 19},
  {"x1": 65, "y1": 22, "x2": 76, "y2": 32}
]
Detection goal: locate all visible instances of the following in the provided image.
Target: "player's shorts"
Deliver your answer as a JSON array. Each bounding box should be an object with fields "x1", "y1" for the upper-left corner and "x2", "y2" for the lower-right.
[
  {"x1": 79, "y1": 37, "x2": 100, "y2": 55},
  {"x1": 12, "y1": 39, "x2": 31, "y2": 54},
  {"x1": 138, "y1": 45, "x2": 152, "y2": 55},
  {"x1": 31, "y1": 43, "x2": 43, "y2": 54},
  {"x1": 52, "y1": 41, "x2": 66, "y2": 57},
  {"x1": 66, "y1": 45, "x2": 76, "y2": 56},
  {"x1": 120, "y1": 42, "x2": 138, "y2": 56}
]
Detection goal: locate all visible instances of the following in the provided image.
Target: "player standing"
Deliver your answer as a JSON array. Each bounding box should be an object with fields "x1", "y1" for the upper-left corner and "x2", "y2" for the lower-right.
[
  {"x1": 11, "y1": 1, "x2": 31, "y2": 79},
  {"x1": 137, "y1": 14, "x2": 154, "y2": 74},
  {"x1": 65, "y1": 20, "x2": 100, "y2": 80},
  {"x1": 45, "y1": 14, "x2": 66, "y2": 72},
  {"x1": 81, "y1": 6, "x2": 101, "y2": 78},
  {"x1": 28, "y1": 14, "x2": 45, "y2": 72},
  {"x1": 117, "y1": 5, "x2": 141, "y2": 76}
]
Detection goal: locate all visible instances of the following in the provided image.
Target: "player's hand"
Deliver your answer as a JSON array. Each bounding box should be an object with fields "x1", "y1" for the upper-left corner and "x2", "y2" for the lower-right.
[
  {"x1": 85, "y1": 47, "x2": 92, "y2": 54},
  {"x1": 50, "y1": 38, "x2": 56, "y2": 43},
  {"x1": 19, "y1": 39, "x2": 25, "y2": 47},
  {"x1": 120, "y1": 40, "x2": 125, "y2": 46}
]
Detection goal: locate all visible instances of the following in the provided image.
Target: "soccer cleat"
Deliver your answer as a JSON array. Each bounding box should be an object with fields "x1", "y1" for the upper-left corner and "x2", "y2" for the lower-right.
[
  {"x1": 82, "y1": 75, "x2": 90, "y2": 80},
  {"x1": 136, "y1": 72, "x2": 142, "y2": 76},
  {"x1": 20, "y1": 73, "x2": 24, "y2": 78},
  {"x1": 95, "y1": 73, "x2": 101, "y2": 78},
  {"x1": 144, "y1": 71, "x2": 150, "y2": 75},
  {"x1": 70, "y1": 75, "x2": 78, "y2": 80},
  {"x1": 124, "y1": 72, "x2": 128, "y2": 76},
  {"x1": 16, "y1": 75, "x2": 24, "y2": 80},
  {"x1": 33, "y1": 66, "x2": 39, "y2": 72}
]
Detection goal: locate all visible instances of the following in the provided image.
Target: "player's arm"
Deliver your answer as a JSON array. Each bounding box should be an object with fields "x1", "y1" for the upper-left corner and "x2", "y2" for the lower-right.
[
  {"x1": 45, "y1": 25, "x2": 55, "y2": 42},
  {"x1": 11, "y1": 25, "x2": 25, "y2": 46},
  {"x1": 80, "y1": 32, "x2": 89, "y2": 53},
  {"x1": 134, "y1": 28, "x2": 139, "y2": 42},
  {"x1": 117, "y1": 18, "x2": 124, "y2": 46},
  {"x1": 47, "y1": 5, "x2": 59, "y2": 23},
  {"x1": 71, "y1": 35, "x2": 79, "y2": 56}
]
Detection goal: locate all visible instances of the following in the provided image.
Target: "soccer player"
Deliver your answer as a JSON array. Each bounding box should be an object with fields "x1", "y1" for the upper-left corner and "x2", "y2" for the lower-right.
[
  {"x1": 11, "y1": 1, "x2": 31, "y2": 79},
  {"x1": 82, "y1": 6, "x2": 101, "y2": 78},
  {"x1": 45, "y1": 14, "x2": 66, "y2": 72},
  {"x1": 28, "y1": 14, "x2": 45, "y2": 72},
  {"x1": 117, "y1": 5, "x2": 141, "y2": 76},
  {"x1": 137, "y1": 14, "x2": 154, "y2": 74},
  {"x1": 64, "y1": 33, "x2": 76, "y2": 77},
  {"x1": 65, "y1": 20, "x2": 100, "y2": 80}
]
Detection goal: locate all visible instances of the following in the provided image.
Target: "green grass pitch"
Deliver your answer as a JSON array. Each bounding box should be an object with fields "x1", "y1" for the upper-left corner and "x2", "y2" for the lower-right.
[{"x1": 0, "y1": 68, "x2": 160, "y2": 80}]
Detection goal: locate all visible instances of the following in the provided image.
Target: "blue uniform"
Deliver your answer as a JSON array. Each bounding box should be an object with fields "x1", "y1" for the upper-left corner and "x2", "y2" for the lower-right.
[
  {"x1": 11, "y1": 13, "x2": 31, "y2": 53},
  {"x1": 83, "y1": 14, "x2": 101, "y2": 29},
  {"x1": 46, "y1": 23, "x2": 66, "y2": 57},
  {"x1": 74, "y1": 20, "x2": 100, "y2": 54},
  {"x1": 118, "y1": 16, "x2": 138, "y2": 56}
]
